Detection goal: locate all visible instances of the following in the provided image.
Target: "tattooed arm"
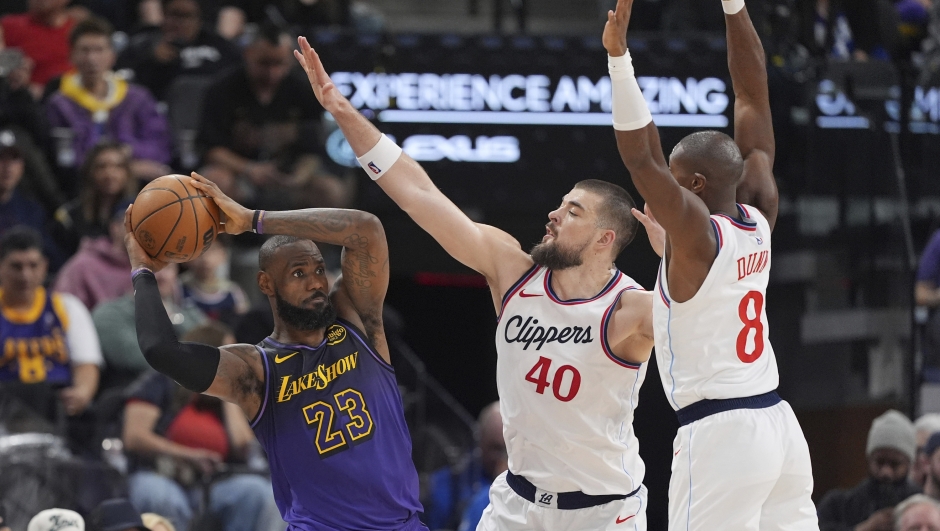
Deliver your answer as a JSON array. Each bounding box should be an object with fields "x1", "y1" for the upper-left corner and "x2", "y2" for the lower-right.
[{"x1": 189, "y1": 173, "x2": 391, "y2": 361}]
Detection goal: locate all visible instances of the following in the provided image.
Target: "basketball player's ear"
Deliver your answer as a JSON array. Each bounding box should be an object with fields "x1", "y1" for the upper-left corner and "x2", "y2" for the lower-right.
[
  {"x1": 596, "y1": 229, "x2": 616, "y2": 249},
  {"x1": 690, "y1": 173, "x2": 707, "y2": 194},
  {"x1": 258, "y1": 270, "x2": 274, "y2": 297}
]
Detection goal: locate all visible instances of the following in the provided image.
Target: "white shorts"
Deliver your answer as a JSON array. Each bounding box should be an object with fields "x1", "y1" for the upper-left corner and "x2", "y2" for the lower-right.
[
  {"x1": 668, "y1": 400, "x2": 819, "y2": 531},
  {"x1": 477, "y1": 472, "x2": 647, "y2": 531}
]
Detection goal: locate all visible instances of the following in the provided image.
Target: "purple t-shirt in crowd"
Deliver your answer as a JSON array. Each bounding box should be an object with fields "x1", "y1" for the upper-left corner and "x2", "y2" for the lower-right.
[
  {"x1": 918, "y1": 229, "x2": 940, "y2": 285},
  {"x1": 45, "y1": 83, "x2": 172, "y2": 168}
]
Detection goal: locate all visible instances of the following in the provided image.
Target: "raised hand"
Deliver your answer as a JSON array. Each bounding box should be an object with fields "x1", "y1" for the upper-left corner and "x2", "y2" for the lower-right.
[
  {"x1": 189, "y1": 171, "x2": 253, "y2": 235},
  {"x1": 124, "y1": 205, "x2": 168, "y2": 271},
  {"x1": 632, "y1": 204, "x2": 665, "y2": 258},
  {"x1": 294, "y1": 36, "x2": 346, "y2": 113},
  {"x1": 603, "y1": 0, "x2": 634, "y2": 57}
]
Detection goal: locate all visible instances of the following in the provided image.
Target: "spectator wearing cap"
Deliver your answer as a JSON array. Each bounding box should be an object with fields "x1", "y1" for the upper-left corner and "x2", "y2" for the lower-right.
[
  {"x1": 819, "y1": 410, "x2": 921, "y2": 531},
  {"x1": 0, "y1": 129, "x2": 63, "y2": 268},
  {"x1": 53, "y1": 197, "x2": 134, "y2": 311},
  {"x1": 90, "y1": 499, "x2": 147, "y2": 531},
  {"x1": 52, "y1": 141, "x2": 137, "y2": 256},
  {"x1": 45, "y1": 16, "x2": 172, "y2": 185},
  {"x1": 894, "y1": 494, "x2": 940, "y2": 531},
  {"x1": 913, "y1": 415, "x2": 940, "y2": 488},
  {"x1": 27, "y1": 509, "x2": 84, "y2": 531}
]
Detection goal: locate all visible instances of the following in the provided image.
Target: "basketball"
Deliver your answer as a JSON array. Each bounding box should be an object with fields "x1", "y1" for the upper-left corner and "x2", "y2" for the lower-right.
[{"x1": 129, "y1": 174, "x2": 221, "y2": 263}]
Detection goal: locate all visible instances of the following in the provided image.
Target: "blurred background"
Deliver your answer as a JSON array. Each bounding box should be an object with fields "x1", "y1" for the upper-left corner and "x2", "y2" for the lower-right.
[{"x1": 1, "y1": 0, "x2": 940, "y2": 530}]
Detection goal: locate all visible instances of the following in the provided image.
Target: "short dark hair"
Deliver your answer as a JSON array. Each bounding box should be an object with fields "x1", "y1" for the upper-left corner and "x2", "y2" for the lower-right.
[
  {"x1": 671, "y1": 130, "x2": 744, "y2": 189},
  {"x1": 573, "y1": 179, "x2": 638, "y2": 257},
  {"x1": 70, "y1": 16, "x2": 114, "y2": 48},
  {"x1": 0, "y1": 226, "x2": 44, "y2": 261},
  {"x1": 259, "y1": 235, "x2": 311, "y2": 270}
]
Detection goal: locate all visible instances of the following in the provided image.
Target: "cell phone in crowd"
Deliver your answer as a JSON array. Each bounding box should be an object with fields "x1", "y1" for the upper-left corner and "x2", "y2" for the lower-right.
[{"x1": 0, "y1": 48, "x2": 24, "y2": 78}]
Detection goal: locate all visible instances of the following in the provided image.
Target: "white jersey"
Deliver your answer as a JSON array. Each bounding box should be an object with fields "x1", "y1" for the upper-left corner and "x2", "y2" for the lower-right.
[
  {"x1": 653, "y1": 204, "x2": 779, "y2": 411},
  {"x1": 495, "y1": 265, "x2": 648, "y2": 495}
]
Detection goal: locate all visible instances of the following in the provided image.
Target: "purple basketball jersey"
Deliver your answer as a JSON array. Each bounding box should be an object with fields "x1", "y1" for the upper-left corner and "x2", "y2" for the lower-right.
[{"x1": 251, "y1": 318, "x2": 424, "y2": 530}]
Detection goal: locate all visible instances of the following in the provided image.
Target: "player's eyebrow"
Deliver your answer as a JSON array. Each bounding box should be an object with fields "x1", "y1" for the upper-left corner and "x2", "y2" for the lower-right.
[{"x1": 567, "y1": 200, "x2": 585, "y2": 211}]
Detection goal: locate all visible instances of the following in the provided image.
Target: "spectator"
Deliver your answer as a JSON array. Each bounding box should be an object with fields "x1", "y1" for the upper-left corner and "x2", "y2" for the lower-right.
[
  {"x1": 122, "y1": 322, "x2": 282, "y2": 531},
  {"x1": 54, "y1": 199, "x2": 133, "y2": 310},
  {"x1": 0, "y1": 0, "x2": 74, "y2": 99},
  {"x1": 798, "y1": 0, "x2": 894, "y2": 61},
  {"x1": 51, "y1": 141, "x2": 136, "y2": 256},
  {"x1": 818, "y1": 410, "x2": 921, "y2": 531},
  {"x1": 46, "y1": 16, "x2": 172, "y2": 184},
  {"x1": 217, "y1": 0, "x2": 351, "y2": 32},
  {"x1": 141, "y1": 514, "x2": 175, "y2": 531},
  {"x1": 117, "y1": 0, "x2": 240, "y2": 102},
  {"x1": 917, "y1": 226, "x2": 940, "y2": 376},
  {"x1": 457, "y1": 401, "x2": 507, "y2": 531},
  {"x1": 27, "y1": 508, "x2": 84, "y2": 531},
  {"x1": 913, "y1": 415, "x2": 940, "y2": 489},
  {"x1": 89, "y1": 498, "x2": 147, "y2": 531},
  {"x1": 180, "y1": 236, "x2": 248, "y2": 327},
  {"x1": 92, "y1": 261, "x2": 205, "y2": 391},
  {"x1": 924, "y1": 432, "x2": 940, "y2": 500},
  {"x1": 0, "y1": 129, "x2": 63, "y2": 266},
  {"x1": 197, "y1": 24, "x2": 350, "y2": 211},
  {"x1": 0, "y1": 48, "x2": 66, "y2": 211},
  {"x1": 0, "y1": 227, "x2": 103, "y2": 447},
  {"x1": 894, "y1": 494, "x2": 940, "y2": 531},
  {"x1": 424, "y1": 401, "x2": 506, "y2": 530}
]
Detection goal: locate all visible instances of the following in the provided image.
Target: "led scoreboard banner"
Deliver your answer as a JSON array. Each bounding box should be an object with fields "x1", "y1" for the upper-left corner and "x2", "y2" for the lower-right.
[{"x1": 313, "y1": 33, "x2": 735, "y2": 219}]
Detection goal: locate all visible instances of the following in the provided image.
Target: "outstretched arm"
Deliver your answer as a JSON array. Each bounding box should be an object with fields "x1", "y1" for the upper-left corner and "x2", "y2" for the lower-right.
[
  {"x1": 292, "y1": 37, "x2": 532, "y2": 309},
  {"x1": 189, "y1": 173, "x2": 390, "y2": 353},
  {"x1": 606, "y1": 0, "x2": 716, "y2": 270},
  {"x1": 725, "y1": 3, "x2": 778, "y2": 229}
]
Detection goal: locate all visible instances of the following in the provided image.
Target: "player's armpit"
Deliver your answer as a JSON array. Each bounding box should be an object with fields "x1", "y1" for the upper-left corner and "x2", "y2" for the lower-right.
[
  {"x1": 205, "y1": 344, "x2": 265, "y2": 420},
  {"x1": 604, "y1": 290, "x2": 654, "y2": 365}
]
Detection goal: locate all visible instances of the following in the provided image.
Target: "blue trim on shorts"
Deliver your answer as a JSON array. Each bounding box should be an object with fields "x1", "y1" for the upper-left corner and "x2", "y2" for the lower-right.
[
  {"x1": 676, "y1": 390, "x2": 781, "y2": 426},
  {"x1": 505, "y1": 471, "x2": 640, "y2": 510}
]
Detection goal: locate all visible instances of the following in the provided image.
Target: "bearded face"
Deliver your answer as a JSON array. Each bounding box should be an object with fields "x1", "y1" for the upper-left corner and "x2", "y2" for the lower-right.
[
  {"x1": 274, "y1": 288, "x2": 337, "y2": 331},
  {"x1": 529, "y1": 233, "x2": 590, "y2": 271}
]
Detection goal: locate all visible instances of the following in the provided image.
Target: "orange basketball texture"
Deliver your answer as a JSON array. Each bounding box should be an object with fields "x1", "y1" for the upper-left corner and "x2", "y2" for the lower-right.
[{"x1": 130, "y1": 174, "x2": 221, "y2": 263}]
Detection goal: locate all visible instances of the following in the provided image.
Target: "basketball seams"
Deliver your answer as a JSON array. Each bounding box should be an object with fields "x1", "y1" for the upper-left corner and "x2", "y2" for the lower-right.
[
  {"x1": 130, "y1": 187, "x2": 184, "y2": 231},
  {"x1": 175, "y1": 175, "x2": 201, "y2": 259}
]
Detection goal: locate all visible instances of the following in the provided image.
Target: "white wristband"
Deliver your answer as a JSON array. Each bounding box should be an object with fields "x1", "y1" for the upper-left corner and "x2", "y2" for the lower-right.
[
  {"x1": 609, "y1": 52, "x2": 653, "y2": 131},
  {"x1": 357, "y1": 134, "x2": 402, "y2": 180},
  {"x1": 722, "y1": 0, "x2": 745, "y2": 14}
]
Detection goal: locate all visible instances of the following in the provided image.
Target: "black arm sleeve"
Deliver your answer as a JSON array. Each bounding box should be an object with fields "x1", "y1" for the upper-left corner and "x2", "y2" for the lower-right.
[{"x1": 133, "y1": 271, "x2": 221, "y2": 393}]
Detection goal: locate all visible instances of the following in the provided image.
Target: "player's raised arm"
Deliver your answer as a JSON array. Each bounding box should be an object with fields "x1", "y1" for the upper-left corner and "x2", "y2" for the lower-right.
[
  {"x1": 605, "y1": 0, "x2": 716, "y2": 259},
  {"x1": 189, "y1": 172, "x2": 390, "y2": 352},
  {"x1": 724, "y1": 0, "x2": 778, "y2": 229},
  {"x1": 292, "y1": 37, "x2": 531, "y2": 295},
  {"x1": 124, "y1": 207, "x2": 265, "y2": 419}
]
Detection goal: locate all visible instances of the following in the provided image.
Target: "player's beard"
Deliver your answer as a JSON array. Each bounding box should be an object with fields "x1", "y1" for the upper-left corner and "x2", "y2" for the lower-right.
[
  {"x1": 274, "y1": 289, "x2": 337, "y2": 331},
  {"x1": 530, "y1": 238, "x2": 588, "y2": 271}
]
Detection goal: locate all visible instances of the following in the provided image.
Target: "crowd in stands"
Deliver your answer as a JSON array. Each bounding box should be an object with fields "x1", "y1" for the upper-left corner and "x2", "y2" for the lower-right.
[
  {"x1": 0, "y1": 0, "x2": 358, "y2": 528},
  {"x1": 7, "y1": 0, "x2": 940, "y2": 529}
]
